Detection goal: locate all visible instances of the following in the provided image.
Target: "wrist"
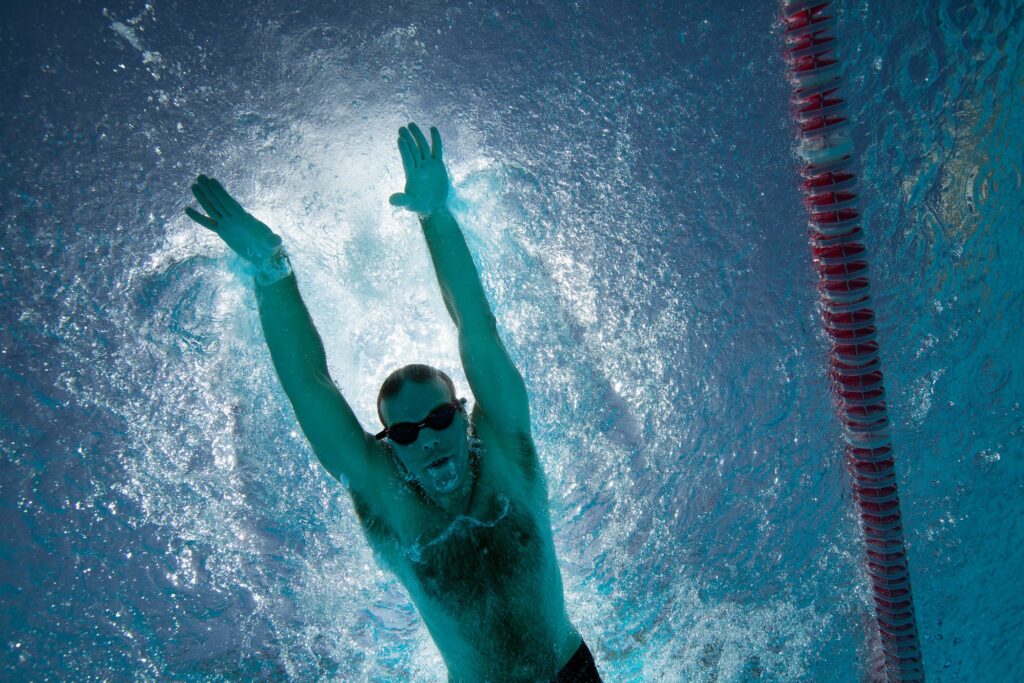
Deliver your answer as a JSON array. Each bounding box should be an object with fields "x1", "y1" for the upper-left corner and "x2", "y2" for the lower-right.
[
  {"x1": 419, "y1": 205, "x2": 454, "y2": 224},
  {"x1": 253, "y1": 247, "x2": 293, "y2": 286}
]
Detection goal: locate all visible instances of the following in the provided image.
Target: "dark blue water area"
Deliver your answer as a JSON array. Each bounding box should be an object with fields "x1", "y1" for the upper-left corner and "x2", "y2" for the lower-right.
[{"x1": 2, "y1": 0, "x2": 1022, "y2": 680}]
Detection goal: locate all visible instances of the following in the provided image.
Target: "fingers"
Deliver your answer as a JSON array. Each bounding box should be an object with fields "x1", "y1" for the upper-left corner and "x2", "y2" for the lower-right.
[
  {"x1": 196, "y1": 175, "x2": 240, "y2": 218},
  {"x1": 185, "y1": 206, "x2": 218, "y2": 230},
  {"x1": 188, "y1": 175, "x2": 245, "y2": 233},
  {"x1": 408, "y1": 123, "x2": 430, "y2": 160},
  {"x1": 398, "y1": 134, "x2": 416, "y2": 174},
  {"x1": 429, "y1": 126, "x2": 443, "y2": 160},
  {"x1": 195, "y1": 176, "x2": 236, "y2": 219},
  {"x1": 191, "y1": 181, "x2": 223, "y2": 220},
  {"x1": 399, "y1": 126, "x2": 420, "y2": 165},
  {"x1": 399, "y1": 123, "x2": 442, "y2": 167},
  {"x1": 197, "y1": 176, "x2": 231, "y2": 217},
  {"x1": 389, "y1": 192, "x2": 411, "y2": 208},
  {"x1": 205, "y1": 177, "x2": 244, "y2": 215}
]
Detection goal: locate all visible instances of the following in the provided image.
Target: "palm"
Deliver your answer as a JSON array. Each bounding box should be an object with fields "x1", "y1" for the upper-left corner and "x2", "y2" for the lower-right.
[
  {"x1": 185, "y1": 175, "x2": 281, "y2": 263},
  {"x1": 390, "y1": 123, "x2": 450, "y2": 217}
]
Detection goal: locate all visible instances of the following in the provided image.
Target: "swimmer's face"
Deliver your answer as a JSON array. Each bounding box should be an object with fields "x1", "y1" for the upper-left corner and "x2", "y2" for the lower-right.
[{"x1": 379, "y1": 377, "x2": 470, "y2": 497}]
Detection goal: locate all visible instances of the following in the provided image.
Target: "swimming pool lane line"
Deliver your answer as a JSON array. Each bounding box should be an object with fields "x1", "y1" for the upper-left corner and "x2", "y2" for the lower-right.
[{"x1": 780, "y1": 2, "x2": 924, "y2": 681}]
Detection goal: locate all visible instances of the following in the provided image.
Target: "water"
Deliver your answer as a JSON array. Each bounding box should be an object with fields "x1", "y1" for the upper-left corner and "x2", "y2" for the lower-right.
[{"x1": 2, "y1": 1, "x2": 1021, "y2": 680}]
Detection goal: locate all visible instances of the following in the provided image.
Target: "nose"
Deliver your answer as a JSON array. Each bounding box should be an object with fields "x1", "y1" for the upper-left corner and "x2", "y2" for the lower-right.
[{"x1": 419, "y1": 432, "x2": 441, "y2": 452}]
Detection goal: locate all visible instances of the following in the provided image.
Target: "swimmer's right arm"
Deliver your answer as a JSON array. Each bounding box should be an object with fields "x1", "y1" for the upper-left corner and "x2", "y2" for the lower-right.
[
  {"x1": 255, "y1": 275, "x2": 378, "y2": 482},
  {"x1": 185, "y1": 175, "x2": 382, "y2": 488}
]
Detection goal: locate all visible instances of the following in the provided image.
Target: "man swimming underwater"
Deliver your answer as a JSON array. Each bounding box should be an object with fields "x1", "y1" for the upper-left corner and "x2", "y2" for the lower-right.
[{"x1": 185, "y1": 123, "x2": 602, "y2": 682}]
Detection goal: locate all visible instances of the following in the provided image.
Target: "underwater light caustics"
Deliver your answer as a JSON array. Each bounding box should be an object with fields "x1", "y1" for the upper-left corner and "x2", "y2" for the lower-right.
[{"x1": 781, "y1": 1, "x2": 924, "y2": 681}]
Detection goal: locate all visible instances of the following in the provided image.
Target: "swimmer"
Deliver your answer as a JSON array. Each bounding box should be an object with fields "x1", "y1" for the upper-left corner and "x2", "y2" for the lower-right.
[{"x1": 185, "y1": 123, "x2": 602, "y2": 682}]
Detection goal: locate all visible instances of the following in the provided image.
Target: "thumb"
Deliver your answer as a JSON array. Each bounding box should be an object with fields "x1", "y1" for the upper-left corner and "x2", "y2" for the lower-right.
[
  {"x1": 262, "y1": 231, "x2": 283, "y2": 251},
  {"x1": 389, "y1": 193, "x2": 412, "y2": 208},
  {"x1": 185, "y1": 207, "x2": 220, "y2": 232}
]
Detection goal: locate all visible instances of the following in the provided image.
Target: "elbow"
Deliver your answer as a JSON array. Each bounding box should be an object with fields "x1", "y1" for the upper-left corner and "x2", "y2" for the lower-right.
[
  {"x1": 307, "y1": 368, "x2": 336, "y2": 391},
  {"x1": 457, "y1": 308, "x2": 497, "y2": 334},
  {"x1": 458, "y1": 317, "x2": 497, "y2": 338}
]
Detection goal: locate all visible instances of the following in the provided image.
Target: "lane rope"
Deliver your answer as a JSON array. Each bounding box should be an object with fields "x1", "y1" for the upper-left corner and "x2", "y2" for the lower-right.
[{"x1": 780, "y1": 2, "x2": 924, "y2": 680}]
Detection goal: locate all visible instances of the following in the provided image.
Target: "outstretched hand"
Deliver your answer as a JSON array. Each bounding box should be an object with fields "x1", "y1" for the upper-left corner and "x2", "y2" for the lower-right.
[
  {"x1": 389, "y1": 123, "x2": 450, "y2": 217},
  {"x1": 185, "y1": 175, "x2": 282, "y2": 264}
]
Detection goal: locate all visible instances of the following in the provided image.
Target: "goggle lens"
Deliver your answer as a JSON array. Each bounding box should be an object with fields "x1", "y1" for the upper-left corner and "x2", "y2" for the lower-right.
[{"x1": 378, "y1": 401, "x2": 460, "y2": 445}]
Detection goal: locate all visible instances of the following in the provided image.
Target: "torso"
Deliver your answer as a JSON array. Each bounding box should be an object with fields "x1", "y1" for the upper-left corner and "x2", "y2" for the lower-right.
[{"x1": 351, "y1": 420, "x2": 581, "y2": 682}]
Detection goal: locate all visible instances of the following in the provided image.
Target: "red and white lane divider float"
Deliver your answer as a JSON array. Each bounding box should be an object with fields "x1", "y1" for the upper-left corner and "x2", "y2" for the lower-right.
[{"x1": 781, "y1": 1, "x2": 924, "y2": 680}]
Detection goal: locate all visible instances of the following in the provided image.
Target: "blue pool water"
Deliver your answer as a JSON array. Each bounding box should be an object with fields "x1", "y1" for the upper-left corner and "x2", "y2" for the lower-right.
[{"x1": 2, "y1": 1, "x2": 1021, "y2": 680}]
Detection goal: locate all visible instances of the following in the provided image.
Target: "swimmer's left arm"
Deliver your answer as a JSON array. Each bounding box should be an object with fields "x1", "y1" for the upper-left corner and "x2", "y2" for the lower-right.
[
  {"x1": 420, "y1": 208, "x2": 531, "y2": 438},
  {"x1": 389, "y1": 123, "x2": 531, "y2": 438}
]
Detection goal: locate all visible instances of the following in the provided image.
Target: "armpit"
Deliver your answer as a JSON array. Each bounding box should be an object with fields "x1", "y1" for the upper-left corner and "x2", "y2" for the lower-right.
[
  {"x1": 350, "y1": 489, "x2": 396, "y2": 541},
  {"x1": 514, "y1": 433, "x2": 542, "y2": 483}
]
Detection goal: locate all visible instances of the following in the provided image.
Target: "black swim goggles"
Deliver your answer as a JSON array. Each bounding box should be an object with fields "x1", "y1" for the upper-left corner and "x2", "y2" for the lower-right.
[{"x1": 375, "y1": 398, "x2": 466, "y2": 445}]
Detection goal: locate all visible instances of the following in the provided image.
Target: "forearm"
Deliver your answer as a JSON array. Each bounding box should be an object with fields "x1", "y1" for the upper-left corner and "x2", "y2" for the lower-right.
[
  {"x1": 254, "y1": 267, "x2": 374, "y2": 474},
  {"x1": 255, "y1": 271, "x2": 331, "y2": 387},
  {"x1": 420, "y1": 208, "x2": 494, "y2": 330},
  {"x1": 423, "y1": 210, "x2": 530, "y2": 434},
  {"x1": 184, "y1": 175, "x2": 366, "y2": 457}
]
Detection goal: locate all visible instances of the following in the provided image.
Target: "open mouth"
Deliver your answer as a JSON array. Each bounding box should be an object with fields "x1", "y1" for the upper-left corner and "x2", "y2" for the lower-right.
[
  {"x1": 426, "y1": 456, "x2": 452, "y2": 471},
  {"x1": 422, "y1": 455, "x2": 460, "y2": 493}
]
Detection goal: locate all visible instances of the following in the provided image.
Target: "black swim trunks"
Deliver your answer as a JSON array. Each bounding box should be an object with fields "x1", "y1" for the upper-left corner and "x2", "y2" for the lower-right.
[{"x1": 553, "y1": 640, "x2": 603, "y2": 683}]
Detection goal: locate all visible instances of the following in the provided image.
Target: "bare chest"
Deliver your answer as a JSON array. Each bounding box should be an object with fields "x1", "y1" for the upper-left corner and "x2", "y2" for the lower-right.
[
  {"x1": 406, "y1": 493, "x2": 545, "y2": 610},
  {"x1": 355, "y1": 433, "x2": 569, "y2": 674},
  {"x1": 399, "y1": 491, "x2": 568, "y2": 678}
]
